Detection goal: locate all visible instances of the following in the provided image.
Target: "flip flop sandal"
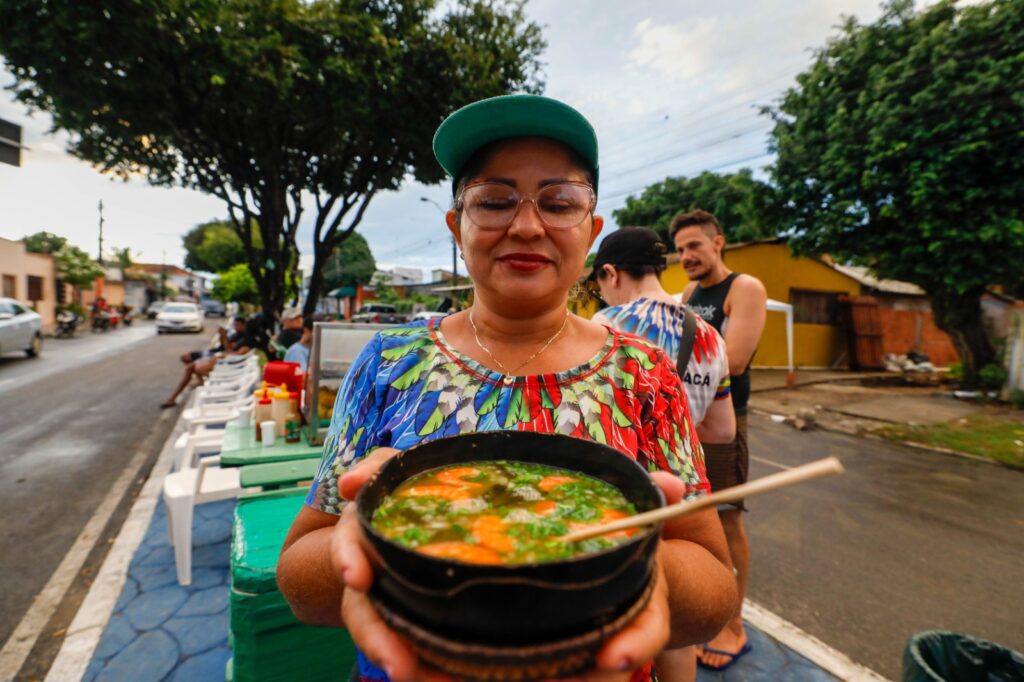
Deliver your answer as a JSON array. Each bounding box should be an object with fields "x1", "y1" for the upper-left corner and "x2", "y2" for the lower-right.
[{"x1": 697, "y1": 642, "x2": 753, "y2": 672}]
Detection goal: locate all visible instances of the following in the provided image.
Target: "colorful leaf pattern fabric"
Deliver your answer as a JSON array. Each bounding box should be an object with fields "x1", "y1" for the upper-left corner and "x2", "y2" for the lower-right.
[
  {"x1": 304, "y1": 318, "x2": 709, "y2": 682},
  {"x1": 597, "y1": 297, "x2": 730, "y2": 425}
]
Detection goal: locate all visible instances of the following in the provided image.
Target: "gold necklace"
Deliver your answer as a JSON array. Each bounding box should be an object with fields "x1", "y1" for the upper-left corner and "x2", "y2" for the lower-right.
[{"x1": 468, "y1": 310, "x2": 569, "y2": 386}]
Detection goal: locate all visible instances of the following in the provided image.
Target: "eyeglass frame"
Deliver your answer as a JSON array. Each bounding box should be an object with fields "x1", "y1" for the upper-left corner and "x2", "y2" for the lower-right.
[{"x1": 454, "y1": 181, "x2": 598, "y2": 231}]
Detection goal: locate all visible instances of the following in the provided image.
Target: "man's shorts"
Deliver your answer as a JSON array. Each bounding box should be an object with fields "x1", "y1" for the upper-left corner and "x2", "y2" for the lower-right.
[{"x1": 701, "y1": 414, "x2": 749, "y2": 511}]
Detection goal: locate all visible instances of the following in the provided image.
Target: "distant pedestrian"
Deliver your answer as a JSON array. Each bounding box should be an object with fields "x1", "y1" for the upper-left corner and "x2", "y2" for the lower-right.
[{"x1": 673, "y1": 209, "x2": 767, "y2": 671}]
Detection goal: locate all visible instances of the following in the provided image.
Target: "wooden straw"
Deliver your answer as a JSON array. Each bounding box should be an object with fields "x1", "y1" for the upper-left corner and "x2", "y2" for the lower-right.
[{"x1": 561, "y1": 456, "x2": 844, "y2": 544}]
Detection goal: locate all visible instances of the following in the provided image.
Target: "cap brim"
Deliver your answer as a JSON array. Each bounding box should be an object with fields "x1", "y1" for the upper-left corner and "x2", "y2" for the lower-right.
[{"x1": 433, "y1": 95, "x2": 599, "y2": 192}]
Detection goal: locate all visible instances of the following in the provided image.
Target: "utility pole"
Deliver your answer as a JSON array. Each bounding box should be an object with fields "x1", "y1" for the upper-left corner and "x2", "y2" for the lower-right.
[
  {"x1": 97, "y1": 200, "x2": 105, "y2": 264},
  {"x1": 419, "y1": 197, "x2": 456, "y2": 281},
  {"x1": 160, "y1": 250, "x2": 168, "y2": 301}
]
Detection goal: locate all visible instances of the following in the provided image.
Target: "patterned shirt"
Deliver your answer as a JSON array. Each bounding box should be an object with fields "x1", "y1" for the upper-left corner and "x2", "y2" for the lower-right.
[
  {"x1": 596, "y1": 298, "x2": 730, "y2": 425},
  {"x1": 306, "y1": 319, "x2": 709, "y2": 682}
]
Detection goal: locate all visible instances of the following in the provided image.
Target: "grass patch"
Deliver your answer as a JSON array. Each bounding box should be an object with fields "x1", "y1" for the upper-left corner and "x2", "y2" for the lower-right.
[{"x1": 878, "y1": 410, "x2": 1024, "y2": 468}]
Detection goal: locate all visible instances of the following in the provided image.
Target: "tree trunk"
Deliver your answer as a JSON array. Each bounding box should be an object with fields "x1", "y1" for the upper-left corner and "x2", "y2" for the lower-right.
[
  {"x1": 303, "y1": 241, "x2": 334, "y2": 317},
  {"x1": 929, "y1": 289, "x2": 994, "y2": 387}
]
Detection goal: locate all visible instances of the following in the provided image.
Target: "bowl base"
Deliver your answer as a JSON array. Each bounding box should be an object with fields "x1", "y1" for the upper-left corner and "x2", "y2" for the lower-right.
[{"x1": 371, "y1": 572, "x2": 655, "y2": 682}]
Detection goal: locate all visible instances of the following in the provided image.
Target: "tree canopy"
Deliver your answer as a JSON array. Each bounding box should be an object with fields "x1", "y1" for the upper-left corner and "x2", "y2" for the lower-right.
[
  {"x1": 53, "y1": 245, "x2": 105, "y2": 291},
  {"x1": 765, "y1": 0, "x2": 1024, "y2": 384},
  {"x1": 183, "y1": 220, "x2": 250, "y2": 274},
  {"x1": 22, "y1": 231, "x2": 68, "y2": 255},
  {"x1": 322, "y1": 232, "x2": 376, "y2": 292},
  {"x1": 211, "y1": 263, "x2": 259, "y2": 305},
  {"x1": 611, "y1": 169, "x2": 783, "y2": 243},
  {"x1": 0, "y1": 0, "x2": 545, "y2": 323}
]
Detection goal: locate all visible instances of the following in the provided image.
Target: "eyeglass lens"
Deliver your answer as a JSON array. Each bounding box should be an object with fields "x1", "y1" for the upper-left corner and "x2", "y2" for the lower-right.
[{"x1": 462, "y1": 183, "x2": 594, "y2": 229}]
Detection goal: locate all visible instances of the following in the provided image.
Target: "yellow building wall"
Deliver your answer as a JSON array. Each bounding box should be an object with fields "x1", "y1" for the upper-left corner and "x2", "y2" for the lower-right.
[{"x1": 660, "y1": 242, "x2": 861, "y2": 368}]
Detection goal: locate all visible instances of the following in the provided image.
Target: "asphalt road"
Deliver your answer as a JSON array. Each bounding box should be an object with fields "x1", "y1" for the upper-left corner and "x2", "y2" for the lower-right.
[
  {"x1": 0, "y1": 322, "x2": 203, "y2": 647},
  {"x1": 744, "y1": 416, "x2": 1024, "y2": 679}
]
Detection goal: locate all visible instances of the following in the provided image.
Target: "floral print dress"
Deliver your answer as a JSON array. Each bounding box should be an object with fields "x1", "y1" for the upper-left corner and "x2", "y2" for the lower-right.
[{"x1": 306, "y1": 318, "x2": 710, "y2": 682}]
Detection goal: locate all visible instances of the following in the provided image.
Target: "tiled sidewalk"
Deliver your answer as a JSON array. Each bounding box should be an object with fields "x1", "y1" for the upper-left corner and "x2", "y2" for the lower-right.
[{"x1": 81, "y1": 498, "x2": 840, "y2": 681}]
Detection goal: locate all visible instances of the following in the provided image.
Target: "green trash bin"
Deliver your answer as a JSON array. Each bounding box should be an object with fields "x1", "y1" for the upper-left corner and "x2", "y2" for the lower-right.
[{"x1": 903, "y1": 630, "x2": 1024, "y2": 682}]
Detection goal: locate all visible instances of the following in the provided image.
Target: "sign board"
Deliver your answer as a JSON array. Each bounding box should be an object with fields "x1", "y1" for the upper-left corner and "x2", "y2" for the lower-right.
[{"x1": 0, "y1": 118, "x2": 23, "y2": 167}]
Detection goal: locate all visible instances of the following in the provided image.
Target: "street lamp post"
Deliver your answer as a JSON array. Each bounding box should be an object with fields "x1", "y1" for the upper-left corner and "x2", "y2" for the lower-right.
[{"x1": 420, "y1": 197, "x2": 456, "y2": 282}]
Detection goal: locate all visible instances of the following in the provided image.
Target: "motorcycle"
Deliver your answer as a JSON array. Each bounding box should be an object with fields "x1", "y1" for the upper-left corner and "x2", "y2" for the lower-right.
[
  {"x1": 56, "y1": 310, "x2": 80, "y2": 338},
  {"x1": 91, "y1": 310, "x2": 111, "y2": 332}
]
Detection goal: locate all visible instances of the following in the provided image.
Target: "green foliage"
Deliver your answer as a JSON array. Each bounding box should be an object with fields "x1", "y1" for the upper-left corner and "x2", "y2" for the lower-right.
[
  {"x1": 182, "y1": 220, "x2": 252, "y2": 273},
  {"x1": 1009, "y1": 390, "x2": 1024, "y2": 410},
  {"x1": 979, "y1": 363, "x2": 1008, "y2": 391},
  {"x1": 0, "y1": 0, "x2": 546, "y2": 321},
  {"x1": 22, "y1": 231, "x2": 67, "y2": 254},
  {"x1": 765, "y1": 0, "x2": 1024, "y2": 385},
  {"x1": 53, "y1": 244, "x2": 105, "y2": 290},
  {"x1": 948, "y1": 362, "x2": 963, "y2": 382},
  {"x1": 322, "y1": 233, "x2": 376, "y2": 291},
  {"x1": 111, "y1": 247, "x2": 133, "y2": 269},
  {"x1": 612, "y1": 169, "x2": 784, "y2": 242},
  {"x1": 212, "y1": 263, "x2": 259, "y2": 305}
]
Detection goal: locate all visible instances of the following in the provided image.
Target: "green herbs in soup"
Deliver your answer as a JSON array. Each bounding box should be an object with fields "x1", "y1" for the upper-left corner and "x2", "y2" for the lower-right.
[{"x1": 371, "y1": 461, "x2": 638, "y2": 565}]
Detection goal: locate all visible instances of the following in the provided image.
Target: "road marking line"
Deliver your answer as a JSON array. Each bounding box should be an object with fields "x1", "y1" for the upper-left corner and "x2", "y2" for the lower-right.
[
  {"x1": 743, "y1": 599, "x2": 890, "y2": 681},
  {"x1": 750, "y1": 454, "x2": 793, "y2": 470},
  {"x1": 43, "y1": 414, "x2": 182, "y2": 681},
  {"x1": 0, "y1": 409, "x2": 175, "y2": 681}
]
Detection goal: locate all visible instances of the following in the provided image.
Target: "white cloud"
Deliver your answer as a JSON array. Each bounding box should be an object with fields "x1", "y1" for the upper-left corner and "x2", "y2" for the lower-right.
[{"x1": 628, "y1": 17, "x2": 719, "y2": 84}]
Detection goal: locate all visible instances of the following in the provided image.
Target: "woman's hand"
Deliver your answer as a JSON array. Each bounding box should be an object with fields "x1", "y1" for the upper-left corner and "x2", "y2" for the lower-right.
[
  {"x1": 555, "y1": 471, "x2": 695, "y2": 681},
  {"x1": 331, "y1": 448, "x2": 454, "y2": 682}
]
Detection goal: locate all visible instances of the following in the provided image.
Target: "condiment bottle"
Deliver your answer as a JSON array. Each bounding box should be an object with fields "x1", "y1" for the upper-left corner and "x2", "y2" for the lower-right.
[
  {"x1": 254, "y1": 391, "x2": 273, "y2": 441},
  {"x1": 285, "y1": 406, "x2": 301, "y2": 443},
  {"x1": 271, "y1": 385, "x2": 290, "y2": 436}
]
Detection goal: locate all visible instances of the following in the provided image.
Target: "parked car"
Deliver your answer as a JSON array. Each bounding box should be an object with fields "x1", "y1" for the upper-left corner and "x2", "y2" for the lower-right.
[
  {"x1": 156, "y1": 302, "x2": 205, "y2": 334},
  {"x1": 0, "y1": 297, "x2": 42, "y2": 357},
  {"x1": 200, "y1": 297, "x2": 226, "y2": 317},
  {"x1": 410, "y1": 310, "x2": 448, "y2": 322},
  {"x1": 146, "y1": 301, "x2": 167, "y2": 319},
  {"x1": 353, "y1": 303, "x2": 405, "y2": 324}
]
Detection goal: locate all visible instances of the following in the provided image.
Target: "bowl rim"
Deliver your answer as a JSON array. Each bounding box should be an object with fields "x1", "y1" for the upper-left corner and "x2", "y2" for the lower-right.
[{"x1": 355, "y1": 431, "x2": 666, "y2": 573}]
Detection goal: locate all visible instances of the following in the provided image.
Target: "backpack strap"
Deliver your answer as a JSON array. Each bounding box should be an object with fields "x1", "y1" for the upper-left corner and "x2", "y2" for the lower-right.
[{"x1": 676, "y1": 306, "x2": 698, "y2": 373}]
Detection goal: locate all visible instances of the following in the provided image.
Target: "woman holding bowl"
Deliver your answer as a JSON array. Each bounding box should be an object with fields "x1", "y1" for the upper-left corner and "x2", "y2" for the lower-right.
[{"x1": 278, "y1": 95, "x2": 738, "y2": 682}]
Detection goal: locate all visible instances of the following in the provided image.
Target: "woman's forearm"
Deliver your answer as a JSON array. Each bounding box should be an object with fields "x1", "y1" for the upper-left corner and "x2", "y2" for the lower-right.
[
  {"x1": 660, "y1": 539, "x2": 739, "y2": 648},
  {"x1": 277, "y1": 526, "x2": 346, "y2": 627}
]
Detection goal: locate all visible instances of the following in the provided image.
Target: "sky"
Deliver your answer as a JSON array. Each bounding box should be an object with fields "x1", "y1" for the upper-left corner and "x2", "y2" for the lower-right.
[{"x1": 0, "y1": 0, "x2": 890, "y2": 279}]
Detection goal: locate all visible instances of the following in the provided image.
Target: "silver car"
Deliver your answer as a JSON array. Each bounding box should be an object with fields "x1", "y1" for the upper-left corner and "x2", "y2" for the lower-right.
[
  {"x1": 0, "y1": 297, "x2": 42, "y2": 357},
  {"x1": 156, "y1": 302, "x2": 205, "y2": 334}
]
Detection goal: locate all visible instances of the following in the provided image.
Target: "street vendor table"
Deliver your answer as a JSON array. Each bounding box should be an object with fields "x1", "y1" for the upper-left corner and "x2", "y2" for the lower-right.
[
  {"x1": 218, "y1": 421, "x2": 323, "y2": 467},
  {"x1": 229, "y1": 487, "x2": 356, "y2": 681}
]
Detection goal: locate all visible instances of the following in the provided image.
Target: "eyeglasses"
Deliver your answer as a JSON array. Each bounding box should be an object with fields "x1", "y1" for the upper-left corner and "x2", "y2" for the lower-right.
[{"x1": 456, "y1": 181, "x2": 596, "y2": 231}]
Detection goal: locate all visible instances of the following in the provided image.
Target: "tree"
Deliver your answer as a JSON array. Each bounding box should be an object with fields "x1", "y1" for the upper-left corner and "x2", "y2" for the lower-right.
[
  {"x1": 612, "y1": 170, "x2": 784, "y2": 242},
  {"x1": 53, "y1": 245, "x2": 105, "y2": 296},
  {"x1": 111, "y1": 247, "x2": 133, "y2": 269},
  {"x1": 765, "y1": 0, "x2": 1024, "y2": 385},
  {"x1": 22, "y1": 231, "x2": 68, "y2": 255},
  {"x1": 211, "y1": 263, "x2": 260, "y2": 305},
  {"x1": 322, "y1": 233, "x2": 376, "y2": 292},
  {"x1": 183, "y1": 220, "x2": 250, "y2": 274},
  {"x1": 0, "y1": 0, "x2": 545, "y2": 324}
]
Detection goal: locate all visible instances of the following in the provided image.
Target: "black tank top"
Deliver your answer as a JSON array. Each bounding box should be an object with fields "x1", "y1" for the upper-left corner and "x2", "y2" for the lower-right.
[{"x1": 687, "y1": 273, "x2": 751, "y2": 415}]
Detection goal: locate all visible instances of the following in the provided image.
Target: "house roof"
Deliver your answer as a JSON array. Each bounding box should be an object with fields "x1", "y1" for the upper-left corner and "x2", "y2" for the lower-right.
[
  {"x1": 825, "y1": 263, "x2": 925, "y2": 296},
  {"x1": 129, "y1": 263, "x2": 205, "y2": 281}
]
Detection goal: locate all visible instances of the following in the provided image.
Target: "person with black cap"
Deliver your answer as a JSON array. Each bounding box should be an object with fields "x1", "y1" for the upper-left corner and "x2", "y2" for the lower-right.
[
  {"x1": 277, "y1": 95, "x2": 738, "y2": 682},
  {"x1": 589, "y1": 226, "x2": 736, "y2": 680}
]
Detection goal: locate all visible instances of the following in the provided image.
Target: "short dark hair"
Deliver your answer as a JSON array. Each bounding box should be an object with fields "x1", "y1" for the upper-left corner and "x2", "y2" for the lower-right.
[
  {"x1": 302, "y1": 313, "x2": 324, "y2": 331},
  {"x1": 595, "y1": 262, "x2": 665, "y2": 281},
  {"x1": 669, "y1": 209, "x2": 723, "y2": 239}
]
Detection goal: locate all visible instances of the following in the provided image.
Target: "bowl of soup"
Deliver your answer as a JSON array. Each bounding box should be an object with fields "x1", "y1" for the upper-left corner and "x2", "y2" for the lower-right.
[{"x1": 355, "y1": 431, "x2": 665, "y2": 654}]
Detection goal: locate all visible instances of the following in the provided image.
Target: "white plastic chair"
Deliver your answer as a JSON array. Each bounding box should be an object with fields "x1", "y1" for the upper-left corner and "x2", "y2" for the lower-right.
[{"x1": 163, "y1": 456, "x2": 248, "y2": 586}]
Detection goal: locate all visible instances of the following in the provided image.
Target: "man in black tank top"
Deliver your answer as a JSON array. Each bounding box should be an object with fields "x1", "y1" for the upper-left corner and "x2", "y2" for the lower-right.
[{"x1": 672, "y1": 209, "x2": 767, "y2": 671}]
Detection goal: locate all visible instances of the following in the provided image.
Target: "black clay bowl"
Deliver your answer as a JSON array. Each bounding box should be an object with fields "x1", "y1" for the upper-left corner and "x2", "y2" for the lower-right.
[{"x1": 355, "y1": 431, "x2": 665, "y2": 645}]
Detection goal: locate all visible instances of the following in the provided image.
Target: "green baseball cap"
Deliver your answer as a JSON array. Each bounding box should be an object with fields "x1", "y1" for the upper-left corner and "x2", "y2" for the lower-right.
[{"x1": 433, "y1": 94, "x2": 599, "y2": 195}]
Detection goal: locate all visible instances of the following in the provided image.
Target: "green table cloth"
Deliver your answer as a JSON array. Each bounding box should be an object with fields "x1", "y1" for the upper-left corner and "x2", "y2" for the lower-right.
[
  {"x1": 230, "y1": 488, "x2": 355, "y2": 681},
  {"x1": 219, "y1": 421, "x2": 322, "y2": 467},
  {"x1": 239, "y1": 458, "x2": 319, "y2": 489}
]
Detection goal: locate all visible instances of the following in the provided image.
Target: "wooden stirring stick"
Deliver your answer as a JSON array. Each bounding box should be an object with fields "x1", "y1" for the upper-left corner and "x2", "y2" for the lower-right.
[{"x1": 561, "y1": 456, "x2": 844, "y2": 544}]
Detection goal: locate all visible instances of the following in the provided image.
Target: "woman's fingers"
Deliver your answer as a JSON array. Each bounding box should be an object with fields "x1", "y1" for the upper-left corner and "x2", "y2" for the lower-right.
[
  {"x1": 650, "y1": 471, "x2": 686, "y2": 505},
  {"x1": 592, "y1": 564, "x2": 670, "y2": 675},
  {"x1": 341, "y1": 589, "x2": 455, "y2": 682},
  {"x1": 340, "y1": 446, "x2": 401, "y2": 501},
  {"x1": 331, "y1": 505, "x2": 374, "y2": 591}
]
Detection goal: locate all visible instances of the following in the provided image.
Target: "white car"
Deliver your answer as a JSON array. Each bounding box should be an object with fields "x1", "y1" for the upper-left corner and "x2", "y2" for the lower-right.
[
  {"x1": 156, "y1": 302, "x2": 205, "y2": 334},
  {"x1": 0, "y1": 297, "x2": 42, "y2": 357},
  {"x1": 410, "y1": 310, "x2": 448, "y2": 322}
]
